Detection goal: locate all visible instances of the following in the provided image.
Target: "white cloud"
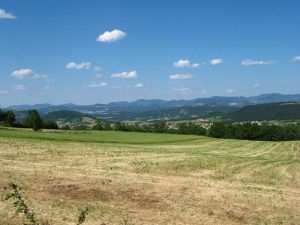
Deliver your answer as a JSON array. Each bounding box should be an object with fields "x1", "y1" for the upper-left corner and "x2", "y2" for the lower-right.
[
  {"x1": 0, "y1": 9, "x2": 16, "y2": 19},
  {"x1": 226, "y1": 88, "x2": 236, "y2": 93},
  {"x1": 173, "y1": 87, "x2": 191, "y2": 94},
  {"x1": 66, "y1": 62, "x2": 91, "y2": 70},
  {"x1": 43, "y1": 86, "x2": 50, "y2": 90},
  {"x1": 134, "y1": 83, "x2": 144, "y2": 88},
  {"x1": 241, "y1": 59, "x2": 274, "y2": 66},
  {"x1": 84, "y1": 82, "x2": 108, "y2": 88},
  {"x1": 253, "y1": 83, "x2": 260, "y2": 88},
  {"x1": 169, "y1": 74, "x2": 193, "y2": 80},
  {"x1": 13, "y1": 84, "x2": 27, "y2": 91},
  {"x1": 191, "y1": 63, "x2": 200, "y2": 68},
  {"x1": 95, "y1": 73, "x2": 102, "y2": 77},
  {"x1": 11, "y1": 68, "x2": 48, "y2": 79},
  {"x1": 210, "y1": 58, "x2": 223, "y2": 65},
  {"x1": 11, "y1": 68, "x2": 34, "y2": 78},
  {"x1": 111, "y1": 70, "x2": 137, "y2": 79},
  {"x1": 97, "y1": 29, "x2": 126, "y2": 43},
  {"x1": 174, "y1": 59, "x2": 201, "y2": 68},
  {"x1": 292, "y1": 56, "x2": 300, "y2": 62},
  {"x1": 174, "y1": 59, "x2": 190, "y2": 68},
  {"x1": 99, "y1": 82, "x2": 108, "y2": 87}
]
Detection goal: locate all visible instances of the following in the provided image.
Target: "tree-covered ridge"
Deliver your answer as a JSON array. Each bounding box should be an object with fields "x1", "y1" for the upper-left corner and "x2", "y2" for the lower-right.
[
  {"x1": 224, "y1": 102, "x2": 300, "y2": 122},
  {"x1": 43, "y1": 110, "x2": 90, "y2": 120}
]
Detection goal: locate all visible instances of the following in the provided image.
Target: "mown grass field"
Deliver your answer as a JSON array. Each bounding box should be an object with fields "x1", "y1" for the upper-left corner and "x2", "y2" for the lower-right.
[
  {"x1": 0, "y1": 128, "x2": 200, "y2": 144},
  {"x1": 0, "y1": 128, "x2": 299, "y2": 225}
]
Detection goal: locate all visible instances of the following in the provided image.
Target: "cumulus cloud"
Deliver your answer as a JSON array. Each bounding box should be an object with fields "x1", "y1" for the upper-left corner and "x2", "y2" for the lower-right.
[
  {"x1": 0, "y1": 9, "x2": 16, "y2": 19},
  {"x1": 111, "y1": 71, "x2": 137, "y2": 79},
  {"x1": 241, "y1": 59, "x2": 274, "y2": 66},
  {"x1": 84, "y1": 82, "x2": 108, "y2": 88},
  {"x1": 210, "y1": 58, "x2": 223, "y2": 65},
  {"x1": 174, "y1": 60, "x2": 190, "y2": 68},
  {"x1": 174, "y1": 59, "x2": 201, "y2": 68},
  {"x1": 226, "y1": 88, "x2": 236, "y2": 93},
  {"x1": 173, "y1": 87, "x2": 191, "y2": 94},
  {"x1": 11, "y1": 68, "x2": 48, "y2": 79},
  {"x1": 292, "y1": 56, "x2": 300, "y2": 62},
  {"x1": 13, "y1": 84, "x2": 27, "y2": 91},
  {"x1": 66, "y1": 62, "x2": 91, "y2": 70},
  {"x1": 97, "y1": 29, "x2": 126, "y2": 43},
  {"x1": 253, "y1": 83, "x2": 260, "y2": 88},
  {"x1": 134, "y1": 83, "x2": 144, "y2": 88},
  {"x1": 11, "y1": 68, "x2": 33, "y2": 78},
  {"x1": 169, "y1": 74, "x2": 193, "y2": 80}
]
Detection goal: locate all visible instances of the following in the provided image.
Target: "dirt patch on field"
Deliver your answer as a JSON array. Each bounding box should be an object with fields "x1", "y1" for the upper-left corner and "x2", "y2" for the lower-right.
[
  {"x1": 117, "y1": 188, "x2": 162, "y2": 209},
  {"x1": 48, "y1": 184, "x2": 162, "y2": 209},
  {"x1": 48, "y1": 184, "x2": 113, "y2": 201}
]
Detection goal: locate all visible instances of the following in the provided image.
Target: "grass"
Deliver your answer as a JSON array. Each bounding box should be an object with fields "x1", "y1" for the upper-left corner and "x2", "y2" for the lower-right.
[
  {"x1": 0, "y1": 128, "x2": 299, "y2": 224},
  {"x1": 0, "y1": 127, "x2": 200, "y2": 144}
]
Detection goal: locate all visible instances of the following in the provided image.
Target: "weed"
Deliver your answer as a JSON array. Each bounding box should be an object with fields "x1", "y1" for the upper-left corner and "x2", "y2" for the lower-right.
[
  {"x1": 1, "y1": 183, "x2": 91, "y2": 225},
  {"x1": 3, "y1": 183, "x2": 38, "y2": 225}
]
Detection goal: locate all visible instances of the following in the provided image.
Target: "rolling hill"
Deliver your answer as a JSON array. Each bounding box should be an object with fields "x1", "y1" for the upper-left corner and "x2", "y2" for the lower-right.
[
  {"x1": 43, "y1": 110, "x2": 93, "y2": 121},
  {"x1": 4, "y1": 93, "x2": 300, "y2": 123},
  {"x1": 224, "y1": 102, "x2": 300, "y2": 122},
  {"x1": 6, "y1": 93, "x2": 300, "y2": 115}
]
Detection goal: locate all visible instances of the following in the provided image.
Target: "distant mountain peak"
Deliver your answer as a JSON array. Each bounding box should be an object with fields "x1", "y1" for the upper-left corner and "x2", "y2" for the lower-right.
[{"x1": 4, "y1": 93, "x2": 300, "y2": 114}]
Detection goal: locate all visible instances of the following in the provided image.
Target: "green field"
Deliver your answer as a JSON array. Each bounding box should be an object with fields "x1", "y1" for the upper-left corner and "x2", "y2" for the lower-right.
[
  {"x1": 0, "y1": 128, "x2": 299, "y2": 225},
  {"x1": 0, "y1": 128, "x2": 200, "y2": 144}
]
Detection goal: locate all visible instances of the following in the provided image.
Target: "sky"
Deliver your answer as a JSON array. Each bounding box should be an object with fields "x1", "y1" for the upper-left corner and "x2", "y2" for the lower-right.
[{"x1": 0, "y1": 0, "x2": 300, "y2": 106}]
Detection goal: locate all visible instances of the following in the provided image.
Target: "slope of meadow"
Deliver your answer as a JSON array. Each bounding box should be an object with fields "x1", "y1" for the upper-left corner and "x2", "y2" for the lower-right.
[
  {"x1": 0, "y1": 129, "x2": 299, "y2": 225},
  {"x1": 0, "y1": 128, "x2": 200, "y2": 144}
]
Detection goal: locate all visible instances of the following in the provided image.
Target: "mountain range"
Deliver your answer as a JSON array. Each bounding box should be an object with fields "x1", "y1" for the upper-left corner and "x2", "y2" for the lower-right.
[{"x1": 3, "y1": 93, "x2": 300, "y2": 122}]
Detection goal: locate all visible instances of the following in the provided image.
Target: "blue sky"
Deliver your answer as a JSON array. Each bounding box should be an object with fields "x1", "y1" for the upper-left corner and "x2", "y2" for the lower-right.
[{"x1": 0, "y1": 0, "x2": 300, "y2": 106}]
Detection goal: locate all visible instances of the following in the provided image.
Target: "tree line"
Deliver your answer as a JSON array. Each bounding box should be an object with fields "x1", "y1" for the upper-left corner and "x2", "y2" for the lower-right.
[
  {"x1": 1, "y1": 109, "x2": 300, "y2": 141},
  {"x1": 0, "y1": 109, "x2": 58, "y2": 131},
  {"x1": 207, "y1": 122, "x2": 300, "y2": 141},
  {"x1": 96, "y1": 120, "x2": 300, "y2": 141}
]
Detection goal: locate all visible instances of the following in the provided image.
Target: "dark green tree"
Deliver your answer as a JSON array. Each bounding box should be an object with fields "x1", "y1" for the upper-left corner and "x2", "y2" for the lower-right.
[
  {"x1": 103, "y1": 123, "x2": 111, "y2": 130},
  {"x1": 114, "y1": 121, "x2": 122, "y2": 131},
  {"x1": 208, "y1": 122, "x2": 226, "y2": 138},
  {"x1": 43, "y1": 119, "x2": 58, "y2": 129},
  {"x1": 92, "y1": 119, "x2": 103, "y2": 130},
  {"x1": 153, "y1": 120, "x2": 166, "y2": 133},
  {"x1": 0, "y1": 110, "x2": 16, "y2": 126},
  {"x1": 27, "y1": 110, "x2": 43, "y2": 131}
]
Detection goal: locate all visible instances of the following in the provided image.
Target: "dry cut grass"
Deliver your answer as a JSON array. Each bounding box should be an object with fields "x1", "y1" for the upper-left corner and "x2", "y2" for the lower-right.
[{"x1": 0, "y1": 133, "x2": 299, "y2": 225}]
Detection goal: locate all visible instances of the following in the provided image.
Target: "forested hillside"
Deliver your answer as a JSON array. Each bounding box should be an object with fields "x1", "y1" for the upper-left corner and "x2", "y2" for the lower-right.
[{"x1": 224, "y1": 102, "x2": 300, "y2": 122}]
